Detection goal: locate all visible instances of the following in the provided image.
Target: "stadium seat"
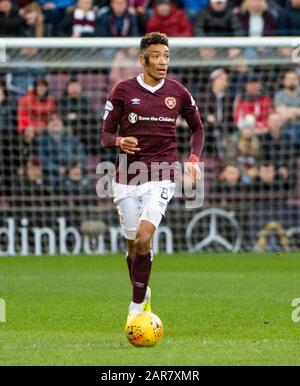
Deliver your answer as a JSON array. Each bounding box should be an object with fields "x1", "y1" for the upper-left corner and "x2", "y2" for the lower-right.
[{"x1": 46, "y1": 73, "x2": 70, "y2": 98}]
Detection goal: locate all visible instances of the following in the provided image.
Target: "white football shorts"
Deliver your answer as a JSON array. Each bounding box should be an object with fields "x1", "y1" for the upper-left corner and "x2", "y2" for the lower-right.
[{"x1": 112, "y1": 180, "x2": 175, "y2": 240}]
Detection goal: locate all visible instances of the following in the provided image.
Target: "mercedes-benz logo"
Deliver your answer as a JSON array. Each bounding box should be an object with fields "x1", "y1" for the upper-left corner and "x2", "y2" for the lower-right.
[{"x1": 186, "y1": 208, "x2": 242, "y2": 252}]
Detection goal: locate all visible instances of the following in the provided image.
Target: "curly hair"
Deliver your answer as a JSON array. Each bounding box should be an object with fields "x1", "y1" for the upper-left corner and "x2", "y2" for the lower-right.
[{"x1": 140, "y1": 32, "x2": 169, "y2": 52}]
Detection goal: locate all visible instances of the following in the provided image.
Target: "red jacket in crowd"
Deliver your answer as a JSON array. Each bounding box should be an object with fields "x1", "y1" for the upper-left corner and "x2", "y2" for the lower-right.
[
  {"x1": 234, "y1": 95, "x2": 273, "y2": 133},
  {"x1": 18, "y1": 90, "x2": 57, "y2": 135},
  {"x1": 146, "y1": 5, "x2": 192, "y2": 37}
]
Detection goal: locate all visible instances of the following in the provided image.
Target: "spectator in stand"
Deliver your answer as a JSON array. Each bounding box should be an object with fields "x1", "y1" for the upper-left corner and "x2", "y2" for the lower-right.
[
  {"x1": 19, "y1": 2, "x2": 45, "y2": 37},
  {"x1": 6, "y1": 62, "x2": 46, "y2": 100},
  {"x1": 59, "y1": 77, "x2": 98, "y2": 154},
  {"x1": 3, "y1": 0, "x2": 46, "y2": 104},
  {"x1": 97, "y1": 0, "x2": 139, "y2": 36},
  {"x1": 235, "y1": 114, "x2": 260, "y2": 181},
  {"x1": 249, "y1": 160, "x2": 291, "y2": 247},
  {"x1": 228, "y1": 55, "x2": 251, "y2": 97},
  {"x1": 128, "y1": 0, "x2": 149, "y2": 35},
  {"x1": 212, "y1": 163, "x2": 247, "y2": 195},
  {"x1": 146, "y1": 0, "x2": 192, "y2": 37},
  {"x1": 188, "y1": 47, "x2": 217, "y2": 96},
  {"x1": 38, "y1": 0, "x2": 76, "y2": 36},
  {"x1": 20, "y1": 2, "x2": 45, "y2": 38},
  {"x1": 4, "y1": 2, "x2": 46, "y2": 97},
  {"x1": 14, "y1": 155, "x2": 58, "y2": 226},
  {"x1": 251, "y1": 161, "x2": 291, "y2": 197},
  {"x1": 3, "y1": 2, "x2": 45, "y2": 95},
  {"x1": 17, "y1": 156, "x2": 52, "y2": 206},
  {"x1": 211, "y1": 163, "x2": 249, "y2": 218},
  {"x1": 18, "y1": 78, "x2": 57, "y2": 137},
  {"x1": 211, "y1": 162, "x2": 250, "y2": 243},
  {"x1": 274, "y1": 69, "x2": 300, "y2": 145},
  {"x1": 109, "y1": 48, "x2": 140, "y2": 88},
  {"x1": 181, "y1": 0, "x2": 208, "y2": 22},
  {"x1": 60, "y1": 0, "x2": 97, "y2": 37},
  {"x1": 199, "y1": 68, "x2": 235, "y2": 157},
  {"x1": 279, "y1": 0, "x2": 300, "y2": 36},
  {"x1": 62, "y1": 161, "x2": 93, "y2": 196},
  {"x1": 9, "y1": 1, "x2": 45, "y2": 75},
  {"x1": 0, "y1": 0, "x2": 43, "y2": 36},
  {"x1": 234, "y1": 73, "x2": 273, "y2": 134},
  {"x1": 259, "y1": 112, "x2": 296, "y2": 181},
  {"x1": 0, "y1": 84, "x2": 17, "y2": 195},
  {"x1": 275, "y1": 70, "x2": 300, "y2": 123},
  {"x1": 0, "y1": 0, "x2": 24, "y2": 37},
  {"x1": 36, "y1": 113, "x2": 86, "y2": 186},
  {"x1": 0, "y1": 84, "x2": 15, "y2": 134},
  {"x1": 193, "y1": 0, "x2": 243, "y2": 37},
  {"x1": 15, "y1": 125, "x2": 39, "y2": 176},
  {"x1": 238, "y1": 0, "x2": 278, "y2": 36},
  {"x1": 1, "y1": 85, "x2": 39, "y2": 178}
]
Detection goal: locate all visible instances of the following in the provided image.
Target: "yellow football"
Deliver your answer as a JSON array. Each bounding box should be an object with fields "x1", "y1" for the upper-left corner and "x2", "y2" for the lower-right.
[{"x1": 125, "y1": 311, "x2": 163, "y2": 347}]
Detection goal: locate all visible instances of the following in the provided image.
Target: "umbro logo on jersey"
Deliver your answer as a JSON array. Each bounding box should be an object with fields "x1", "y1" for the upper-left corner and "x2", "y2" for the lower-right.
[
  {"x1": 131, "y1": 98, "x2": 141, "y2": 105},
  {"x1": 103, "y1": 100, "x2": 113, "y2": 121},
  {"x1": 128, "y1": 113, "x2": 138, "y2": 124},
  {"x1": 104, "y1": 100, "x2": 113, "y2": 111},
  {"x1": 165, "y1": 97, "x2": 176, "y2": 109}
]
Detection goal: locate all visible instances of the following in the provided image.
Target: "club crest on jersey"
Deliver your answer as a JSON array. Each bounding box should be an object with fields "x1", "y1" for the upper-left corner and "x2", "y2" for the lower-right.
[
  {"x1": 165, "y1": 97, "x2": 176, "y2": 109},
  {"x1": 128, "y1": 112, "x2": 138, "y2": 124}
]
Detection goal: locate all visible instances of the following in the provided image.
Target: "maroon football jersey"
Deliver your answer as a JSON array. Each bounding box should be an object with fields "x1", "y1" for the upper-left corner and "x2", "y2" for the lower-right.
[{"x1": 101, "y1": 74, "x2": 204, "y2": 183}]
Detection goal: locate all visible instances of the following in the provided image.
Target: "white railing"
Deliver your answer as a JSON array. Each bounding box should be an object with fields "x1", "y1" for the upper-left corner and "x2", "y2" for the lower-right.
[
  {"x1": 1, "y1": 36, "x2": 299, "y2": 49},
  {"x1": 1, "y1": 37, "x2": 299, "y2": 68}
]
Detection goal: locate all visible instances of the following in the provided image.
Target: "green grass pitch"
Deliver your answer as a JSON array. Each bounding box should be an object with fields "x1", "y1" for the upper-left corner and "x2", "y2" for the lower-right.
[{"x1": 0, "y1": 252, "x2": 300, "y2": 366}]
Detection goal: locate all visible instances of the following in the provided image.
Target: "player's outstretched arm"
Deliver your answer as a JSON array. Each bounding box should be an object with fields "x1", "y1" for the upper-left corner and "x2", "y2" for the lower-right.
[
  {"x1": 187, "y1": 121, "x2": 204, "y2": 183},
  {"x1": 180, "y1": 88, "x2": 205, "y2": 182}
]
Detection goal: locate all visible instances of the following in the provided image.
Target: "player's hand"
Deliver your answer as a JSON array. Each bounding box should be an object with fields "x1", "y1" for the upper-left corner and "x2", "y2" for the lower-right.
[
  {"x1": 186, "y1": 155, "x2": 201, "y2": 183},
  {"x1": 117, "y1": 137, "x2": 141, "y2": 155}
]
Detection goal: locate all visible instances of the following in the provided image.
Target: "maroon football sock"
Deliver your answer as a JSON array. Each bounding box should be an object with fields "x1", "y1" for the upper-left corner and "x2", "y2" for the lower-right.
[
  {"x1": 131, "y1": 251, "x2": 152, "y2": 303},
  {"x1": 126, "y1": 252, "x2": 133, "y2": 283}
]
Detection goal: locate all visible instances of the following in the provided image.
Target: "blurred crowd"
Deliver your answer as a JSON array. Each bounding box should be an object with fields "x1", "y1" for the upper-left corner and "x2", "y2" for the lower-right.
[
  {"x1": 1, "y1": 0, "x2": 300, "y2": 250},
  {"x1": 195, "y1": 66, "x2": 300, "y2": 250},
  {"x1": 0, "y1": 64, "x2": 299, "y2": 250},
  {"x1": 1, "y1": 66, "x2": 298, "y2": 189},
  {"x1": 0, "y1": 0, "x2": 300, "y2": 38},
  {"x1": 0, "y1": 76, "x2": 98, "y2": 201}
]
